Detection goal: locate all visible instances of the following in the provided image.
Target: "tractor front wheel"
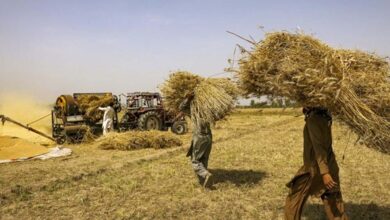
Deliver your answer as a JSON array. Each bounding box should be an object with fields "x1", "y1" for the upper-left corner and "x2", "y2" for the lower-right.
[{"x1": 171, "y1": 121, "x2": 188, "y2": 135}]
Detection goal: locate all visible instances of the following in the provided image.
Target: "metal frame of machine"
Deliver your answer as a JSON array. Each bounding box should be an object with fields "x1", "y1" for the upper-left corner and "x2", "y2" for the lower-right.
[{"x1": 52, "y1": 93, "x2": 121, "y2": 144}]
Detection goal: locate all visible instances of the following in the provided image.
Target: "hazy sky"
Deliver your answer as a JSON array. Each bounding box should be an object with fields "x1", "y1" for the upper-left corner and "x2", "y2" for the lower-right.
[{"x1": 0, "y1": 0, "x2": 389, "y2": 102}]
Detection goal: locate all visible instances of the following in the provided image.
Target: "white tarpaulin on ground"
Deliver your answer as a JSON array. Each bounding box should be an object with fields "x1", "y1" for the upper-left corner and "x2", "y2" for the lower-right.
[{"x1": 0, "y1": 146, "x2": 72, "y2": 163}]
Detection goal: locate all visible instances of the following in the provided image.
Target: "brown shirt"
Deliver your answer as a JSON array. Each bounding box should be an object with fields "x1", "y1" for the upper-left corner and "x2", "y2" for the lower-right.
[
  {"x1": 303, "y1": 110, "x2": 336, "y2": 175},
  {"x1": 285, "y1": 111, "x2": 347, "y2": 218},
  {"x1": 293, "y1": 109, "x2": 340, "y2": 196}
]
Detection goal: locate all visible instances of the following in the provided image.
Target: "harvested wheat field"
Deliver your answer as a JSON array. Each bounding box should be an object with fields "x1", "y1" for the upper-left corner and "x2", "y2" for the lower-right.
[{"x1": 0, "y1": 108, "x2": 389, "y2": 219}]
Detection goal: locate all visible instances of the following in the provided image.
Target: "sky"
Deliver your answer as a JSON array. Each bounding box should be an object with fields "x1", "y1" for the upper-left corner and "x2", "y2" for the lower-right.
[{"x1": 0, "y1": 0, "x2": 389, "y2": 103}]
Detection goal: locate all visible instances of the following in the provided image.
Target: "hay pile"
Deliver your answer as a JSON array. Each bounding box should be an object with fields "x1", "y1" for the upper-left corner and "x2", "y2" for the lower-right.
[
  {"x1": 81, "y1": 127, "x2": 99, "y2": 143},
  {"x1": 77, "y1": 94, "x2": 113, "y2": 121},
  {"x1": 236, "y1": 32, "x2": 390, "y2": 153},
  {"x1": 160, "y1": 71, "x2": 238, "y2": 125},
  {"x1": 96, "y1": 131, "x2": 183, "y2": 150}
]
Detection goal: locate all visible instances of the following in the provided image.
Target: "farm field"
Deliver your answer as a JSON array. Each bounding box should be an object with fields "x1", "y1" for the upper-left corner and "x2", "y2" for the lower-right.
[{"x1": 0, "y1": 108, "x2": 389, "y2": 219}]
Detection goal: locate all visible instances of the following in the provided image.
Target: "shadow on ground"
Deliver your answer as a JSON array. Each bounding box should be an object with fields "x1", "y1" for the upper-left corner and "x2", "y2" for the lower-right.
[
  {"x1": 303, "y1": 202, "x2": 390, "y2": 220},
  {"x1": 210, "y1": 169, "x2": 267, "y2": 187}
]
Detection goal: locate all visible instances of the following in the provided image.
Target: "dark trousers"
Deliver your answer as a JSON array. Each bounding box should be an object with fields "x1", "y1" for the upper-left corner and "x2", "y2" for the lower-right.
[{"x1": 187, "y1": 133, "x2": 212, "y2": 179}]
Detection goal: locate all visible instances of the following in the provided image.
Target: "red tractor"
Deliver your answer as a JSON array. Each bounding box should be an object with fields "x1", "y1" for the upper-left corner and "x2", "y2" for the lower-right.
[{"x1": 119, "y1": 92, "x2": 188, "y2": 135}]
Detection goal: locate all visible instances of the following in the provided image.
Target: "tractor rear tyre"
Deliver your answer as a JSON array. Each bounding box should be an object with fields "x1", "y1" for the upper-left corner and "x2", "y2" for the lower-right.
[
  {"x1": 171, "y1": 121, "x2": 188, "y2": 135},
  {"x1": 138, "y1": 111, "x2": 162, "y2": 131}
]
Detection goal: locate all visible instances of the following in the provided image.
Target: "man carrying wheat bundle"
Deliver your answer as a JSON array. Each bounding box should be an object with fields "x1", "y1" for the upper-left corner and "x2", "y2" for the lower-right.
[
  {"x1": 178, "y1": 92, "x2": 214, "y2": 189},
  {"x1": 284, "y1": 107, "x2": 348, "y2": 220},
  {"x1": 233, "y1": 28, "x2": 390, "y2": 219},
  {"x1": 162, "y1": 72, "x2": 237, "y2": 189}
]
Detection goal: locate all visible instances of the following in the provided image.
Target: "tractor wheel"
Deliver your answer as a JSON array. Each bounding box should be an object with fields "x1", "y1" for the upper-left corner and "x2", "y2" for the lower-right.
[
  {"x1": 138, "y1": 111, "x2": 162, "y2": 131},
  {"x1": 171, "y1": 121, "x2": 188, "y2": 135}
]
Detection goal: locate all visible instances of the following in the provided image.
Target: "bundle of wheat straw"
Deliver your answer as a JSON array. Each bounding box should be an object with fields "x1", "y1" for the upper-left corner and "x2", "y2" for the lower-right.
[
  {"x1": 235, "y1": 31, "x2": 390, "y2": 153},
  {"x1": 77, "y1": 94, "x2": 114, "y2": 122},
  {"x1": 191, "y1": 79, "x2": 235, "y2": 126},
  {"x1": 336, "y1": 49, "x2": 390, "y2": 118},
  {"x1": 160, "y1": 71, "x2": 202, "y2": 112},
  {"x1": 96, "y1": 131, "x2": 182, "y2": 150},
  {"x1": 208, "y1": 78, "x2": 241, "y2": 100},
  {"x1": 160, "y1": 71, "x2": 237, "y2": 125}
]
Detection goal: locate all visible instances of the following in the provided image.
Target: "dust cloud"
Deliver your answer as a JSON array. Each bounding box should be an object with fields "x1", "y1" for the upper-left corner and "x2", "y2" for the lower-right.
[{"x1": 0, "y1": 93, "x2": 53, "y2": 144}]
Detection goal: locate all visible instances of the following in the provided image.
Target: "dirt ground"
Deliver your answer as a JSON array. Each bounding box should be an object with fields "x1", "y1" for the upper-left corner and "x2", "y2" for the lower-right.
[{"x1": 0, "y1": 108, "x2": 389, "y2": 219}]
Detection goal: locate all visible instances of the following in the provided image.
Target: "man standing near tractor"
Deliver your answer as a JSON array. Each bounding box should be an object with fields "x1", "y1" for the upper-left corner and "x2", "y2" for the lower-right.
[
  {"x1": 98, "y1": 103, "x2": 115, "y2": 135},
  {"x1": 284, "y1": 107, "x2": 348, "y2": 220},
  {"x1": 178, "y1": 93, "x2": 214, "y2": 189}
]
